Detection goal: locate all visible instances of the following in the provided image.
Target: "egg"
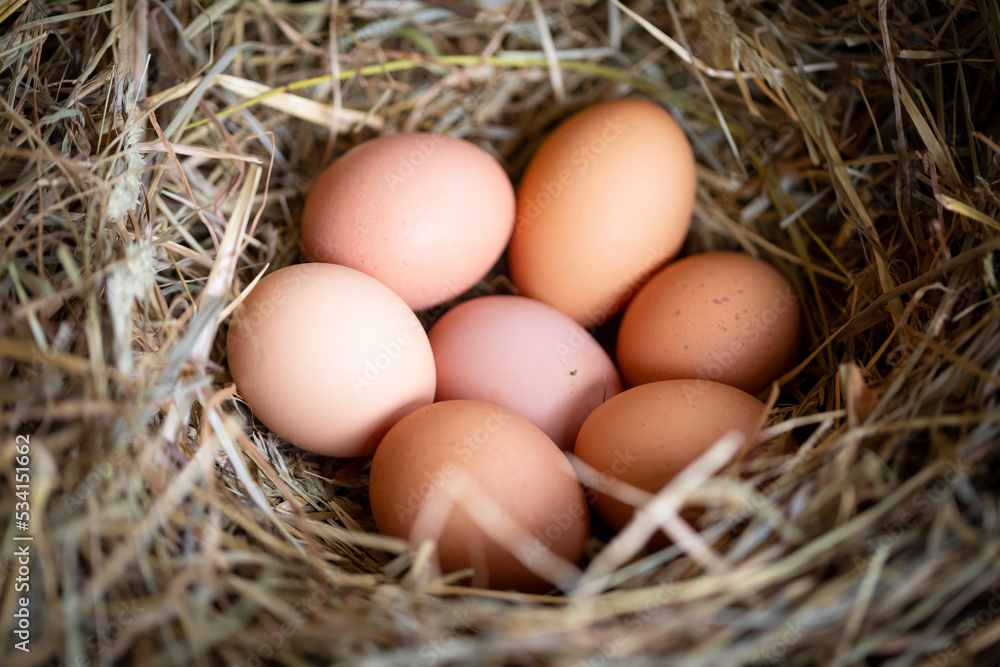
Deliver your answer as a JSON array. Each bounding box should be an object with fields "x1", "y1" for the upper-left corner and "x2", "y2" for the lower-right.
[
  {"x1": 301, "y1": 133, "x2": 515, "y2": 311},
  {"x1": 617, "y1": 251, "x2": 802, "y2": 395},
  {"x1": 573, "y1": 380, "x2": 770, "y2": 539},
  {"x1": 226, "y1": 263, "x2": 436, "y2": 458},
  {"x1": 428, "y1": 295, "x2": 622, "y2": 451},
  {"x1": 370, "y1": 400, "x2": 589, "y2": 592},
  {"x1": 508, "y1": 99, "x2": 696, "y2": 327}
]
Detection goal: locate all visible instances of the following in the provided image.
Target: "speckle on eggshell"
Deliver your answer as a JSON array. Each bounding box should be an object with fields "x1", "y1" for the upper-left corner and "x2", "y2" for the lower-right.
[{"x1": 616, "y1": 252, "x2": 803, "y2": 394}]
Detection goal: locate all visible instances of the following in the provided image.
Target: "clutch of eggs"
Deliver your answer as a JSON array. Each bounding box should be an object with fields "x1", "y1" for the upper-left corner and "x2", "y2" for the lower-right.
[{"x1": 226, "y1": 100, "x2": 803, "y2": 592}]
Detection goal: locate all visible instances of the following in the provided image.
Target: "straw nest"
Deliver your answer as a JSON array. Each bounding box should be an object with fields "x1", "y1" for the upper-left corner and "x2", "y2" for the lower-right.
[{"x1": 2, "y1": 0, "x2": 999, "y2": 665}]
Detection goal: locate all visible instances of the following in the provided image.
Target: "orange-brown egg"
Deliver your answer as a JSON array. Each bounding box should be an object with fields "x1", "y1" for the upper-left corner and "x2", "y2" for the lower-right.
[
  {"x1": 617, "y1": 252, "x2": 802, "y2": 395},
  {"x1": 509, "y1": 99, "x2": 695, "y2": 327},
  {"x1": 573, "y1": 380, "x2": 770, "y2": 540},
  {"x1": 370, "y1": 400, "x2": 588, "y2": 592}
]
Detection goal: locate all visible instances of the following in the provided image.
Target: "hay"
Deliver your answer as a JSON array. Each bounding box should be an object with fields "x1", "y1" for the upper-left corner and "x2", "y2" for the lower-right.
[{"x1": 1, "y1": 0, "x2": 999, "y2": 665}]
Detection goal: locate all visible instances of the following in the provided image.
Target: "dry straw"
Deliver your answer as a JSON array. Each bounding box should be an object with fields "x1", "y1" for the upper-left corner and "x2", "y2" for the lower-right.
[{"x1": 1, "y1": 0, "x2": 999, "y2": 665}]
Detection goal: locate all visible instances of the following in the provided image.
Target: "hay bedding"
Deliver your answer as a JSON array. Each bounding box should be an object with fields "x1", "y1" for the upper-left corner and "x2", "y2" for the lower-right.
[{"x1": 1, "y1": 0, "x2": 999, "y2": 665}]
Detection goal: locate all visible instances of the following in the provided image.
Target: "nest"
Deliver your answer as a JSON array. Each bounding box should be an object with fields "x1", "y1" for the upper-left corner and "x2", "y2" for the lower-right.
[{"x1": 2, "y1": 0, "x2": 999, "y2": 665}]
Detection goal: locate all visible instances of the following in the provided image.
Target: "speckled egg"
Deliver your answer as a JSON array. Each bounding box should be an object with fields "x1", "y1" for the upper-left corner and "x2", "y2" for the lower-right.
[{"x1": 617, "y1": 252, "x2": 802, "y2": 394}]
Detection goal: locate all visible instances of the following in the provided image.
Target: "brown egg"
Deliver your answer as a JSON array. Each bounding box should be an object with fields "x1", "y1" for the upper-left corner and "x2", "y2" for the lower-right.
[
  {"x1": 301, "y1": 133, "x2": 515, "y2": 311},
  {"x1": 370, "y1": 400, "x2": 588, "y2": 592},
  {"x1": 226, "y1": 263, "x2": 436, "y2": 458},
  {"x1": 573, "y1": 380, "x2": 770, "y2": 540},
  {"x1": 509, "y1": 98, "x2": 695, "y2": 327},
  {"x1": 617, "y1": 251, "x2": 802, "y2": 395}
]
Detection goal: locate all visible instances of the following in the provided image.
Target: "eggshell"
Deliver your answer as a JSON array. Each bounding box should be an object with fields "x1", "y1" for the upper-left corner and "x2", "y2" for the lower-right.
[
  {"x1": 428, "y1": 295, "x2": 622, "y2": 451},
  {"x1": 573, "y1": 380, "x2": 768, "y2": 539},
  {"x1": 370, "y1": 400, "x2": 589, "y2": 592},
  {"x1": 226, "y1": 263, "x2": 436, "y2": 458},
  {"x1": 301, "y1": 133, "x2": 515, "y2": 311},
  {"x1": 508, "y1": 99, "x2": 696, "y2": 326},
  {"x1": 617, "y1": 251, "x2": 802, "y2": 395}
]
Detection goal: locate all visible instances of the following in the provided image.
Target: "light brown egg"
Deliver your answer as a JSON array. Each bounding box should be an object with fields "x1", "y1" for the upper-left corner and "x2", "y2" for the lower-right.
[
  {"x1": 573, "y1": 380, "x2": 769, "y2": 540},
  {"x1": 508, "y1": 99, "x2": 696, "y2": 327},
  {"x1": 617, "y1": 251, "x2": 802, "y2": 395},
  {"x1": 226, "y1": 263, "x2": 436, "y2": 458},
  {"x1": 370, "y1": 400, "x2": 588, "y2": 593},
  {"x1": 301, "y1": 133, "x2": 515, "y2": 311}
]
